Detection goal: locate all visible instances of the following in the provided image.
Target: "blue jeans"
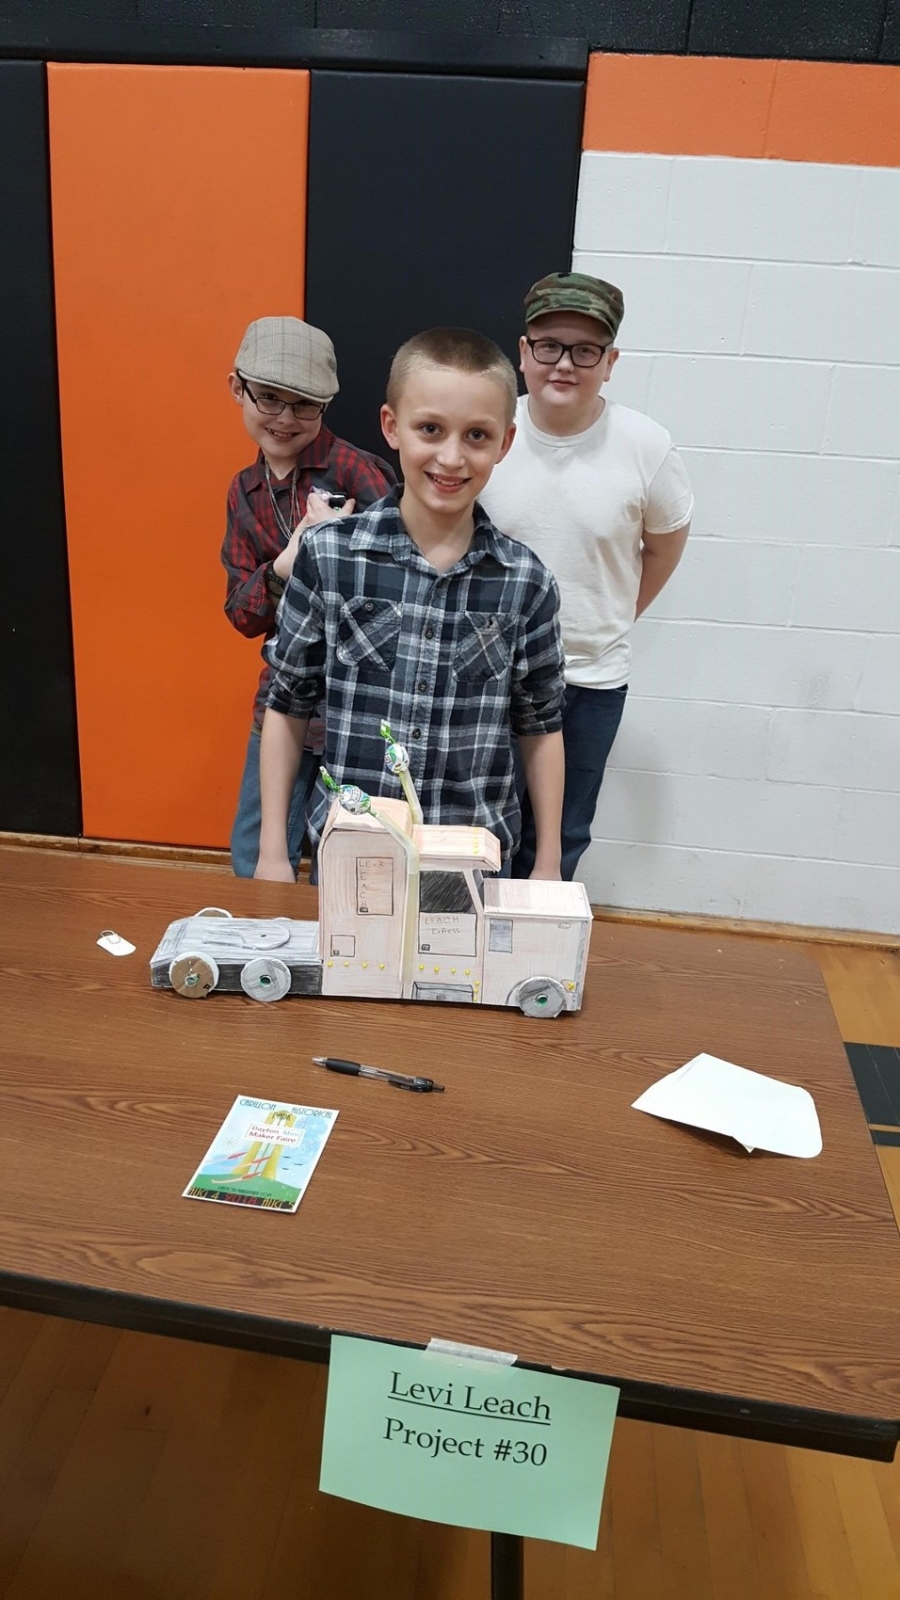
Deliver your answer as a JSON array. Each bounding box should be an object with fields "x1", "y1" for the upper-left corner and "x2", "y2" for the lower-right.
[
  {"x1": 513, "y1": 683, "x2": 628, "y2": 882},
  {"x1": 230, "y1": 727, "x2": 322, "y2": 878}
]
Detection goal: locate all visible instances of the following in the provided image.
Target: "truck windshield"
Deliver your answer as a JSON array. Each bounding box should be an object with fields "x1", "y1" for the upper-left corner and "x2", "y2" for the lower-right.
[{"x1": 419, "y1": 871, "x2": 481, "y2": 914}]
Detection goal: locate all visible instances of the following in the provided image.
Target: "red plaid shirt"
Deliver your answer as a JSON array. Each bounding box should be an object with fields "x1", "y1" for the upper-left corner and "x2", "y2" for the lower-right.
[{"x1": 221, "y1": 425, "x2": 396, "y2": 731}]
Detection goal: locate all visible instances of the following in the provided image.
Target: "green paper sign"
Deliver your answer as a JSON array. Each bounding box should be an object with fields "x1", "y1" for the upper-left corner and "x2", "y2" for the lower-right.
[{"x1": 320, "y1": 1337, "x2": 619, "y2": 1549}]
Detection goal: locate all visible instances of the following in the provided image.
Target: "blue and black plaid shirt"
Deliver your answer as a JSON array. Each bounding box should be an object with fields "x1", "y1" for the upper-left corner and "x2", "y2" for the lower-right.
[{"x1": 265, "y1": 491, "x2": 564, "y2": 860}]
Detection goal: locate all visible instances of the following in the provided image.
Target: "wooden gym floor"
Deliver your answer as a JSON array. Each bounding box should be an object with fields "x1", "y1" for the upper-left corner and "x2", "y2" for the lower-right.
[{"x1": 0, "y1": 939, "x2": 898, "y2": 1600}]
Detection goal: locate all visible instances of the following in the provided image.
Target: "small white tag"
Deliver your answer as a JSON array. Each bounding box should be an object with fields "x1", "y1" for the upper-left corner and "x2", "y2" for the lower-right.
[
  {"x1": 425, "y1": 1338, "x2": 517, "y2": 1365},
  {"x1": 97, "y1": 930, "x2": 136, "y2": 957}
]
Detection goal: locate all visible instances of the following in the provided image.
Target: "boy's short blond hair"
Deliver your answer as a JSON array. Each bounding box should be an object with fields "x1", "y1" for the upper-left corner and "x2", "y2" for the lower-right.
[{"x1": 386, "y1": 327, "x2": 518, "y2": 426}]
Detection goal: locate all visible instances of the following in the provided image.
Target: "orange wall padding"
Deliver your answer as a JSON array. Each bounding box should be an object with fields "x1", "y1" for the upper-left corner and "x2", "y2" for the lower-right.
[
  {"x1": 49, "y1": 64, "x2": 309, "y2": 847},
  {"x1": 584, "y1": 55, "x2": 900, "y2": 165}
]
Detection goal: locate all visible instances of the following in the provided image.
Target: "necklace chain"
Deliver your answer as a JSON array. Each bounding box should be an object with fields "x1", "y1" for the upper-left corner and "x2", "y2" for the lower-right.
[{"x1": 264, "y1": 460, "x2": 300, "y2": 543}]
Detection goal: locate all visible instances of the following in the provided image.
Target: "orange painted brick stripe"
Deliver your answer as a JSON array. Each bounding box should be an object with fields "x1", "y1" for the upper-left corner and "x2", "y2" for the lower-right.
[{"x1": 584, "y1": 54, "x2": 900, "y2": 166}]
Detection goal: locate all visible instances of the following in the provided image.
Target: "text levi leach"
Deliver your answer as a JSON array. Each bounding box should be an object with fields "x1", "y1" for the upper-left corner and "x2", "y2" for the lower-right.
[{"x1": 384, "y1": 1369, "x2": 551, "y2": 1465}]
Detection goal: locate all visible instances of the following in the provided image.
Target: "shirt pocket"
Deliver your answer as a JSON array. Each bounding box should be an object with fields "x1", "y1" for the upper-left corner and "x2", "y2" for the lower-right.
[
  {"x1": 336, "y1": 597, "x2": 402, "y2": 675},
  {"x1": 452, "y1": 612, "x2": 515, "y2": 684}
]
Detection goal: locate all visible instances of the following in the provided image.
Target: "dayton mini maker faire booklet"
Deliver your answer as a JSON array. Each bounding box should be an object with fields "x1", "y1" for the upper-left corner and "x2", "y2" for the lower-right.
[{"x1": 184, "y1": 1095, "x2": 338, "y2": 1213}]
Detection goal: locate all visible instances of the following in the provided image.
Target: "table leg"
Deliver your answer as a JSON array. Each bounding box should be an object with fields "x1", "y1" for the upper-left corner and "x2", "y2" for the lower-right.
[{"x1": 490, "y1": 1532, "x2": 524, "y2": 1600}]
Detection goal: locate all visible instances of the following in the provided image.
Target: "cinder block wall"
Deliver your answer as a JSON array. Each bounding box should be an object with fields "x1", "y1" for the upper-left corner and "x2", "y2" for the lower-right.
[{"x1": 574, "y1": 57, "x2": 900, "y2": 934}]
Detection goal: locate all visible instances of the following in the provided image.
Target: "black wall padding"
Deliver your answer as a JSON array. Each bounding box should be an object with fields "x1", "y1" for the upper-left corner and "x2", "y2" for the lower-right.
[
  {"x1": 882, "y1": 0, "x2": 900, "y2": 59},
  {"x1": 0, "y1": 6, "x2": 896, "y2": 61},
  {"x1": 689, "y1": 0, "x2": 887, "y2": 59},
  {"x1": 306, "y1": 70, "x2": 584, "y2": 462},
  {"x1": 496, "y1": 0, "x2": 690, "y2": 52},
  {"x1": 0, "y1": 63, "x2": 81, "y2": 835}
]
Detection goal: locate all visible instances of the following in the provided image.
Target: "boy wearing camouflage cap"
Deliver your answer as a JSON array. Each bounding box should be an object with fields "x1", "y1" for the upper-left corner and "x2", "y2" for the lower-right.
[
  {"x1": 221, "y1": 315, "x2": 396, "y2": 877},
  {"x1": 480, "y1": 271, "x2": 693, "y2": 881}
]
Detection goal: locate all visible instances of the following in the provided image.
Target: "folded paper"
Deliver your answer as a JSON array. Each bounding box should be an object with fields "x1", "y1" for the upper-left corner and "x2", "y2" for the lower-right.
[{"x1": 632, "y1": 1053, "x2": 822, "y2": 1158}]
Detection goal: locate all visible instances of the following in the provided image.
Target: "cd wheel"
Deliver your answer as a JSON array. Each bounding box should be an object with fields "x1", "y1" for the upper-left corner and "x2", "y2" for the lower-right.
[
  {"x1": 510, "y1": 976, "x2": 567, "y2": 1019},
  {"x1": 169, "y1": 952, "x2": 219, "y2": 998},
  {"x1": 240, "y1": 957, "x2": 292, "y2": 1003}
]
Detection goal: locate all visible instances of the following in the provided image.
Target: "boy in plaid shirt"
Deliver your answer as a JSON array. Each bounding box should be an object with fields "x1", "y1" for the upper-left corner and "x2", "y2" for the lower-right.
[
  {"x1": 221, "y1": 316, "x2": 395, "y2": 876},
  {"x1": 255, "y1": 327, "x2": 565, "y2": 883}
]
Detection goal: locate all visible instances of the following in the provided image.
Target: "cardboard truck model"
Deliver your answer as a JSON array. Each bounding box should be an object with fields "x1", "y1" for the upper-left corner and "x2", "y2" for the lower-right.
[{"x1": 151, "y1": 725, "x2": 592, "y2": 1019}]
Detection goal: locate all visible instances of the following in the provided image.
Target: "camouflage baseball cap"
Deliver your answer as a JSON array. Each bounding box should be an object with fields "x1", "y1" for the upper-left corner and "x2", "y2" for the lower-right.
[
  {"x1": 234, "y1": 316, "x2": 339, "y2": 402},
  {"x1": 524, "y1": 272, "x2": 624, "y2": 339}
]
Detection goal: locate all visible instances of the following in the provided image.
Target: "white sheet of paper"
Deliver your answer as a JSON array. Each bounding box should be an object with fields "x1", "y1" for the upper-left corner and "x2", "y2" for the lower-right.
[{"x1": 632, "y1": 1053, "x2": 822, "y2": 1158}]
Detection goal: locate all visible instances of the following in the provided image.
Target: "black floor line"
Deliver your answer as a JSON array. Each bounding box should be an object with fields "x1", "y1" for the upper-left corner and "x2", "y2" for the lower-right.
[{"x1": 845, "y1": 1043, "x2": 900, "y2": 1130}]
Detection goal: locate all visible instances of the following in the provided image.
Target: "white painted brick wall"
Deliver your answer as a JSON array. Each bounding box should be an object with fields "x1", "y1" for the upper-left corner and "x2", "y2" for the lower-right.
[
  {"x1": 836, "y1": 791, "x2": 900, "y2": 868},
  {"x1": 570, "y1": 149, "x2": 900, "y2": 934},
  {"x1": 857, "y1": 635, "x2": 900, "y2": 713},
  {"x1": 822, "y1": 366, "x2": 900, "y2": 458},
  {"x1": 852, "y1": 168, "x2": 900, "y2": 267},
  {"x1": 650, "y1": 539, "x2": 801, "y2": 624},
  {"x1": 644, "y1": 357, "x2": 833, "y2": 452},
  {"x1": 628, "y1": 621, "x2": 869, "y2": 709},
  {"x1": 671, "y1": 775, "x2": 843, "y2": 857},
  {"x1": 611, "y1": 698, "x2": 772, "y2": 779},
  {"x1": 792, "y1": 548, "x2": 900, "y2": 632},
  {"x1": 584, "y1": 840, "x2": 900, "y2": 933},
  {"x1": 575, "y1": 153, "x2": 671, "y2": 253},
  {"x1": 743, "y1": 263, "x2": 900, "y2": 364},
  {"x1": 766, "y1": 709, "x2": 900, "y2": 792},
  {"x1": 667, "y1": 156, "x2": 860, "y2": 264},
  {"x1": 681, "y1": 450, "x2": 898, "y2": 546}
]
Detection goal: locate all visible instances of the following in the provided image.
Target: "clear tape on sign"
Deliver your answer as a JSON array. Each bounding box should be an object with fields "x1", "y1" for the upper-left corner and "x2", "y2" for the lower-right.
[{"x1": 425, "y1": 1338, "x2": 517, "y2": 1365}]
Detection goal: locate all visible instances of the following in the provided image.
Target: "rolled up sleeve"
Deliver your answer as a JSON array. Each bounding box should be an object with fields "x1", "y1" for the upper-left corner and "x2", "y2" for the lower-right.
[
  {"x1": 510, "y1": 573, "x2": 565, "y2": 737},
  {"x1": 265, "y1": 541, "x2": 327, "y2": 719}
]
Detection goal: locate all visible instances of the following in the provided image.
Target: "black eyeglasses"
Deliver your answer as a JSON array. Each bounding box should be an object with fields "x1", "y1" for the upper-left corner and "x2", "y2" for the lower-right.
[
  {"x1": 239, "y1": 377, "x2": 325, "y2": 422},
  {"x1": 525, "y1": 337, "x2": 611, "y2": 369}
]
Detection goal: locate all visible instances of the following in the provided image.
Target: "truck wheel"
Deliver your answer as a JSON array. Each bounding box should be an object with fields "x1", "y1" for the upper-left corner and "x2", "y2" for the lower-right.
[
  {"x1": 511, "y1": 976, "x2": 567, "y2": 1019},
  {"x1": 169, "y1": 952, "x2": 219, "y2": 998},
  {"x1": 195, "y1": 906, "x2": 233, "y2": 918},
  {"x1": 240, "y1": 957, "x2": 292, "y2": 1003}
]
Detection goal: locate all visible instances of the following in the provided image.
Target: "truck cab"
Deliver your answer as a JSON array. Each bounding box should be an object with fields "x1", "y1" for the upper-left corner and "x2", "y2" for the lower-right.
[{"x1": 318, "y1": 797, "x2": 591, "y2": 1014}]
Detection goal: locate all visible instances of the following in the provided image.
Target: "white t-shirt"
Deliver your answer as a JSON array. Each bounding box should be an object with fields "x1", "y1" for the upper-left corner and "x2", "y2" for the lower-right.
[{"x1": 480, "y1": 397, "x2": 693, "y2": 688}]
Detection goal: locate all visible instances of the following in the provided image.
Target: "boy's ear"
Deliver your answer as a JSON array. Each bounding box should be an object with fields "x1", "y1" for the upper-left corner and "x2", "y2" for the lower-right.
[
  {"x1": 497, "y1": 421, "x2": 516, "y2": 465},
  {"x1": 227, "y1": 371, "x2": 243, "y2": 402},
  {"x1": 380, "y1": 403, "x2": 399, "y2": 450},
  {"x1": 598, "y1": 348, "x2": 619, "y2": 390}
]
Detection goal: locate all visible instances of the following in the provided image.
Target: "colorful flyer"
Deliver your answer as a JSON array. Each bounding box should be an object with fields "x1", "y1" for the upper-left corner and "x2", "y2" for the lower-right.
[{"x1": 183, "y1": 1094, "x2": 338, "y2": 1213}]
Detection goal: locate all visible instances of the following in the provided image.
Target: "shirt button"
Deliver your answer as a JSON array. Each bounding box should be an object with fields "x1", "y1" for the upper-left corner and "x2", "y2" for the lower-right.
[
  {"x1": 417, "y1": 680, "x2": 428, "y2": 692},
  {"x1": 411, "y1": 728, "x2": 422, "y2": 740},
  {"x1": 424, "y1": 626, "x2": 434, "y2": 640},
  {"x1": 363, "y1": 600, "x2": 375, "y2": 613}
]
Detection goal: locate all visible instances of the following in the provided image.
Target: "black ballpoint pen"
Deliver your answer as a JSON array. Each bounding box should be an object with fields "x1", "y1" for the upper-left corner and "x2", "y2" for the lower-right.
[{"x1": 312, "y1": 1056, "x2": 444, "y2": 1093}]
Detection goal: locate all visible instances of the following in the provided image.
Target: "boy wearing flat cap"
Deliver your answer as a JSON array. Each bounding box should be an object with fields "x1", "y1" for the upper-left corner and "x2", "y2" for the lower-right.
[
  {"x1": 222, "y1": 315, "x2": 396, "y2": 877},
  {"x1": 480, "y1": 271, "x2": 693, "y2": 881}
]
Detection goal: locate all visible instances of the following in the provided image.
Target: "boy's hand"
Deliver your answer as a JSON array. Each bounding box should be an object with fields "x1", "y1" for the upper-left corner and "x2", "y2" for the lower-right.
[
  {"x1": 272, "y1": 525, "x2": 304, "y2": 581},
  {"x1": 271, "y1": 493, "x2": 356, "y2": 581},
  {"x1": 254, "y1": 853, "x2": 297, "y2": 883},
  {"x1": 303, "y1": 490, "x2": 355, "y2": 528},
  {"x1": 530, "y1": 860, "x2": 562, "y2": 880}
]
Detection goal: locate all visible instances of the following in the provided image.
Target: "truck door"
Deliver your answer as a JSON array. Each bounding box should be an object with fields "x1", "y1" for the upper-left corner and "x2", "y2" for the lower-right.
[{"x1": 412, "y1": 869, "x2": 485, "y2": 1003}]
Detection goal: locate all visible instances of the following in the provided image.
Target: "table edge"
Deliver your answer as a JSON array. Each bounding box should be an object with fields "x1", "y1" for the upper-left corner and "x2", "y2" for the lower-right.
[{"x1": 1, "y1": 1268, "x2": 895, "y2": 1463}]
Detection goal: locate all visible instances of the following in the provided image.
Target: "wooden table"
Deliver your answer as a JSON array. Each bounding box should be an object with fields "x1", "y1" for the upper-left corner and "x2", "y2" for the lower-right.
[{"x1": 2, "y1": 848, "x2": 900, "y2": 1592}]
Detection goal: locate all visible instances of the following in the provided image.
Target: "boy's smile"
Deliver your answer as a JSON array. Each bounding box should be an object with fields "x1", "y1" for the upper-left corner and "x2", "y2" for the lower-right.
[{"x1": 381, "y1": 366, "x2": 515, "y2": 544}]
